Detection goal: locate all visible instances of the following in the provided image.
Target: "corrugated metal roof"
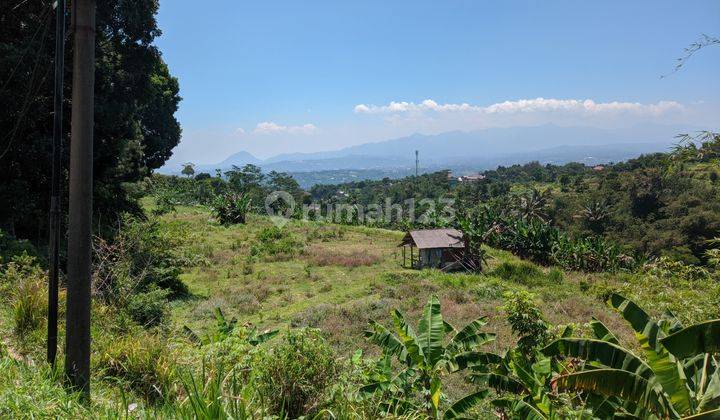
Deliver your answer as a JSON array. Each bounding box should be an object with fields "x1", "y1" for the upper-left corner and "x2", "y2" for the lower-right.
[{"x1": 399, "y1": 228, "x2": 465, "y2": 249}]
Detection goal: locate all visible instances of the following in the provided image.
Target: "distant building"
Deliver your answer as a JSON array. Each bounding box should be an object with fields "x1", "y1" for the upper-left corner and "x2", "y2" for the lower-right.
[
  {"x1": 458, "y1": 173, "x2": 486, "y2": 182},
  {"x1": 593, "y1": 165, "x2": 605, "y2": 171},
  {"x1": 447, "y1": 172, "x2": 485, "y2": 185},
  {"x1": 398, "y1": 228, "x2": 465, "y2": 270}
]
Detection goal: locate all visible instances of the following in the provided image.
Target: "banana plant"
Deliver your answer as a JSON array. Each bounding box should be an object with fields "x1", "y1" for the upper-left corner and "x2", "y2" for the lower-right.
[
  {"x1": 470, "y1": 350, "x2": 569, "y2": 419},
  {"x1": 183, "y1": 307, "x2": 278, "y2": 346},
  {"x1": 363, "y1": 295, "x2": 499, "y2": 419},
  {"x1": 543, "y1": 293, "x2": 720, "y2": 419}
]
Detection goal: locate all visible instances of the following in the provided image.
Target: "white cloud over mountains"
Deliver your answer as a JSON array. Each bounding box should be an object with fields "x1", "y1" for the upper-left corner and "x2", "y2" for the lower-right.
[
  {"x1": 253, "y1": 121, "x2": 317, "y2": 134},
  {"x1": 354, "y1": 98, "x2": 684, "y2": 116}
]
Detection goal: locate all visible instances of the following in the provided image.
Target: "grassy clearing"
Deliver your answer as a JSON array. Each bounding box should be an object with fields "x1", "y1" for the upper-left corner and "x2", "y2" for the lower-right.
[{"x1": 164, "y1": 204, "x2": 719, "y2": 360}]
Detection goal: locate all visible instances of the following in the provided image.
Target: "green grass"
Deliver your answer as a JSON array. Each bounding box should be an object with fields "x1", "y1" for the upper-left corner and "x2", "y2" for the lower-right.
[
  {"x1": 159, "y1": 205, "x2": 719, "y2": 356},
  {"x1": 1, "y1": 201, "x2": 718, "y2": 416}
]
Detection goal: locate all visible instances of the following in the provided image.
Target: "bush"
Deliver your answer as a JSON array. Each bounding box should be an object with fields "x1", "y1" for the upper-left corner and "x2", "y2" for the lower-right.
[
  {"x1": 152, "y1": 188, "x2": 178, "y2": 216},
  {"x1": 502, "y1": 290, "x2": 550, "y2": 357},
  {"x1": 1, "y1": 253, "x2": 43, "y2": 298},
  {"x1": 1, "y1": 254, "x2": 47, "y2": 336},
  {"x1": 212, "y1": 193, "x2": 252, "y2": 225},
  {"x1": 251, "y1": 227, "x2": 304, "y2": 259},
  {"x1": 253, "y1": 329, "x2": 338, "y2": 418},
  {"x1": 12, "y1": 276, "x2": 46, "y2": 336},
  {"x1": 490, "y1": 261, "x2": 545, "y2": 286},
  {"x1": 93, "y1": 215, "x2": 187, "y2": 305},
  {"x1": 0, "y1": 229, "x2": 37, "y2": 264},
  {"x1": 126, "y1": 288, "x2": 170, "y2": 327},
  {"x1": 95, "y1": 333, "x2": 175, "y2": 404}
]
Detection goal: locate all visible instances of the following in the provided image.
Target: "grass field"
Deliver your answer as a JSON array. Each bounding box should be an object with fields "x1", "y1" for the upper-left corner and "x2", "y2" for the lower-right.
[{"x1": 162, "y1": 203, "x2": 719, "y2": 360}]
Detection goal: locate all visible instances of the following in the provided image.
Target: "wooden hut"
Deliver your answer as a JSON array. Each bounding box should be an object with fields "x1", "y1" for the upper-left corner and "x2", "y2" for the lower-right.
[{"x1": 399, "y1": 228, "x2": 465, "y2": 270}]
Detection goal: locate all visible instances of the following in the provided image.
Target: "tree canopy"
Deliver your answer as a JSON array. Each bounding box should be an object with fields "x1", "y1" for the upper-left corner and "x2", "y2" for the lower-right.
[{"x1": 0, "y1": 0, "x2": 181, "y2": 240}]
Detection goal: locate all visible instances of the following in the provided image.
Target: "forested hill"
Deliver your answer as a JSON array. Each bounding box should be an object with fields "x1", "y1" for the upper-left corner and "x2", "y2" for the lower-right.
[{"x1": 309, "y1": 133, "x2": 720, "y2": 264}]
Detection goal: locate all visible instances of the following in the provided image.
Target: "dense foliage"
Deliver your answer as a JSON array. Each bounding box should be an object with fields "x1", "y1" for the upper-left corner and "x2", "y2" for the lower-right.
[{"x1": 0, "y1": 0, "x2": 181, "y2": 241}]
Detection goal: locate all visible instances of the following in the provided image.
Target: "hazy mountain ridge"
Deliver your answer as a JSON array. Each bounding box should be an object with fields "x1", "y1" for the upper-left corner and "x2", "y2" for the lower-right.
[{"x1": 173, "y1": 124, "x2": 690, "y2": 178}]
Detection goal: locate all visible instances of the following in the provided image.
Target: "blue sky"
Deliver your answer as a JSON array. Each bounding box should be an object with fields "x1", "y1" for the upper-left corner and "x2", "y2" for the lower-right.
[{"x1": 156, "y1": 0, "x2": 720, "y2": 165}]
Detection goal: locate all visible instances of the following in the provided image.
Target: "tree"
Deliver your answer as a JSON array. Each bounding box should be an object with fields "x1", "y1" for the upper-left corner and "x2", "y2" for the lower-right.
[
  {"x1": 181, "y1": 163, "x2": 195, "y2": 178},
  {"x1": 0, "y1": 0, "x2": 181, "y2": 239}
]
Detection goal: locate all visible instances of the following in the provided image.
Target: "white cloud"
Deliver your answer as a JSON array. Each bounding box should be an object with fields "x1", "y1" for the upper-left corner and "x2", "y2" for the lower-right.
[
  {"x1": 235, "y1": 127, "x2": 246, "y2": 135},
  {"x1": 253, "y1": 121, "x2": 317, "y2": 135},
  {"x1": 354, "y1": 97, "x2": 684, "y2": 116}
]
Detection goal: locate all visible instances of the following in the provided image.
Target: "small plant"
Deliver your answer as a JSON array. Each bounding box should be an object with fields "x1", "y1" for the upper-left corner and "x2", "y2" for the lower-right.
[
  {"x1": 95, "y1": 333, "x2": 175, "y2": 404},
  {"x1": 501, "y1": 291, "x2": 550, "y2": 357},
  {"x1": 183, "y1": 307, "x2": 278, "y2": 347},
  {"x1": 212, "y1": 192, "x2": 252, "y2": 225},
  {"x1": 12, "y1": 276, "x2": 46, "y2": 336},
  {"x1": 250, "y1": 227, "x2": 304, "y2": 259},
  {"x1": 253, "y1": 328, "x2": 338, "y2": 418},
  {"x1": 126, "y1": 288, "x2": 170, "y2": 327},
  {"x1": 1, "y1": 254, "x2": 47, "y2": 336},
  {"x1": 152, "y1": 188, "x2": 178, "y2": 216}
]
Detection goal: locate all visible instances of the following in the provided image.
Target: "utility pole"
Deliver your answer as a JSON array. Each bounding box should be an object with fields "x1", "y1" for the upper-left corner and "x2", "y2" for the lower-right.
[
  {"x1": 65, "y1": 0, "x2": 95, "y2": 398},
  {"x1": 48, "y1": 0, "x2": 67, "y2": 369},
  {"x1": 415, "y1": 150, "x2": 419, "y2": 177}
]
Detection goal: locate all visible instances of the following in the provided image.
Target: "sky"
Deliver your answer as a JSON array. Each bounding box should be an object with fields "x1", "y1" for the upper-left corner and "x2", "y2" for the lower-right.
[{"x1": 155, "y1": 0, "x2": 720, "y2": 167}]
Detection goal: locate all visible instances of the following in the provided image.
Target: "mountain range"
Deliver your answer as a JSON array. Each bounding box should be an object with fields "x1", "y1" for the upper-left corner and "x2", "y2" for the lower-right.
[{"x1": 164, "y1": 123, "x2": 692, "y2": 186}]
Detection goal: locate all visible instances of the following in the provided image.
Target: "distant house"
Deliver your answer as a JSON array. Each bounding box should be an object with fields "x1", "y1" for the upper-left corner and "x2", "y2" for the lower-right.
[
  {"x1": 593, "y1": 165, "x2": 605, "y2": 171},
  {"x1": 399, "y1": 228, "x2": 465, "y2": 270},
  {"x1": 458, "y1": 173, "x2": 486, "y2": 182}
]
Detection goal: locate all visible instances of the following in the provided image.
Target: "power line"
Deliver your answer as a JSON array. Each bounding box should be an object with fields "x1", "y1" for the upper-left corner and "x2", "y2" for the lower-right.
[
  {"x1": 0, "y1": 6, "x2": 54, "y2": 160},
  {"x1": 0, "y1": 5, "x2": 54, "y2": 96}
]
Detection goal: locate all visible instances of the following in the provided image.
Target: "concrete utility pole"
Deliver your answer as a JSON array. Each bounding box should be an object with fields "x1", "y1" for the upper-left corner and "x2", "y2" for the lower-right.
[
  {"x1": 415, "y1": 150, "x2": 419, "y2": 177},
  {"x1": 48, "y1": 0, "x2": 67, "y2": 369},
  {"x1": 65, "y1": 0, "x2": 95, "y2": 397}
]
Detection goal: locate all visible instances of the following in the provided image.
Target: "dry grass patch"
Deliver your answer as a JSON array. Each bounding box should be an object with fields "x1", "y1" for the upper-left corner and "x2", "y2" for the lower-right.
[{"x1": 305, "y1": 245, "x2": 381, "y2": 268}]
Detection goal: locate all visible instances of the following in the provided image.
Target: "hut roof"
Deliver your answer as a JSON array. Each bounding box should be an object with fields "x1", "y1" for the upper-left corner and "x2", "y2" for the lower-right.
[{"x1": 399, "y1": 228, "x2": 465, "y2": 249}]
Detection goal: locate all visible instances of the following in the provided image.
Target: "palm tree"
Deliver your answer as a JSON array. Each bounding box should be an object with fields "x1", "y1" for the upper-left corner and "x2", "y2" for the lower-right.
[{"x1": 515, "y1": 188, "x2": 551, "y2": 222}]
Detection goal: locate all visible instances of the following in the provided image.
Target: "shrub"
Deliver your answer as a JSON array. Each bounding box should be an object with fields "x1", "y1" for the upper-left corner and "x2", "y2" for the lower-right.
[
  {"x1": 502, "y1": 290, "x2": 550, "y2": 357},
  {"x1": 212, "y1": 193, "x2": 252, "y2": 225},
  {"x1": 13, "y1": 277, "x2": 46, "y2": 336},
  {"x1": 250, "y1": 227, "x2": 304, "y2": 259},
  {"x1": 126, "y1": 288, "x2": 170, "y2": 327},
  {"x1": 0, "y1": 230, "x2": 37, "y2": 264},
  {"x1": 1, "y1": 254, "x2": 47, "y2": 336},
  {"x1": 1, "y1": 253, "x2": 44, "y2": 298},
  {"x1": 93, "y1": 215, "x2": 187, "y2": 306},
  {"x1": 95, "y1": 333, "x2": 175, "y2": 404},
  {"x1": 152, "y1": 188, "x2": 178, "y2": 216},
  {"x1": 253, "y1": 329, "x2": 338, "y2": 418},
  {"x1": 490, "y1": 261, "x2": 545, "y2": 286}
]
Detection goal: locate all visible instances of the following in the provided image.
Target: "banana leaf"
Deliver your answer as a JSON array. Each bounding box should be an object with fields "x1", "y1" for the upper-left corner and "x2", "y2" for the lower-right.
[
  {"x1": 417, "y1": 295, "x2": 445, "y2": 367},
  {"x1": 589, "y1": 317, "x2": 619, "y2": 344},
  {"x1": 542, "y1": 338, "x2": 654, "y2": 380},
  {"x1": 553, "y1": 368, "x2": 677, "y2": 418},
  {"x1": 660, "y1": 320, "x2": 720, "y2": 360},
  {"x1": 609, "y1": 294, "x2": 693, "y2": 415},
  {"x1": 444, "y1": 389, "x2": 490, "y2": 419},
  {"x1": 447, "y1": 316, "x2": 495, "y2": 353}
]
